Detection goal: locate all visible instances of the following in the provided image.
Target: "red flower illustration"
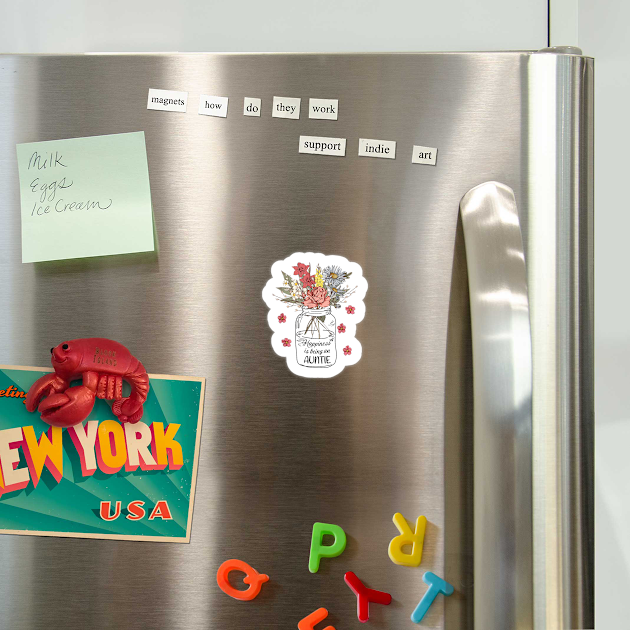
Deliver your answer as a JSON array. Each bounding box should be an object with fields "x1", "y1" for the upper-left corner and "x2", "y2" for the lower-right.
[
  {"x1": 293, "y1": 263, "x2": 309, "y2": 277},
  {"x1": 278, "y1": 313, "x2": 287, "y2": 323},
  {"x1": 343, "y1": 345, "x2": 352, "y2": 356},
  {"x1": 337, "y1": 323, "x2": 346, "y2": 333},
  {"x1": 345, "y1": 305, "x2": 355, "y2": 314},
  {"x1": 301, "y1": 274, "x2": 315, "y2": 288},
  {"x1": 282, "y1": 338, "x2": 292, "y2": 347}
]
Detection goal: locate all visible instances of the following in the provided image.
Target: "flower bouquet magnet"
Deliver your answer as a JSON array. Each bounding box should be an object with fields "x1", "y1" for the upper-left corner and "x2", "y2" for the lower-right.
[{"x1": 262, "y1": 253, "x2": 368, "y2": 378}]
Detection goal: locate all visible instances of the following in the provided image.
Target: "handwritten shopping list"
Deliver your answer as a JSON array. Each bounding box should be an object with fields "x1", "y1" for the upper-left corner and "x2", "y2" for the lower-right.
[{"x1": 17, "y1": 132, "x2": 154, "y2": 263}]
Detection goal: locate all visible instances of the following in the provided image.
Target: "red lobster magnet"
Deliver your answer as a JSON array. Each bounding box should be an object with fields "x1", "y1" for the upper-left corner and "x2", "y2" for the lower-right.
[{"x1": 26, "y1": 338, "x2": 149, "y2": 428}]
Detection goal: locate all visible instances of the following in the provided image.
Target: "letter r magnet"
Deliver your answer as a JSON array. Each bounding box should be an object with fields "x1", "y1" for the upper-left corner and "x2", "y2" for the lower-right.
[{"x1": 388, "y1": 512, "x2": 427, "y2": 566}]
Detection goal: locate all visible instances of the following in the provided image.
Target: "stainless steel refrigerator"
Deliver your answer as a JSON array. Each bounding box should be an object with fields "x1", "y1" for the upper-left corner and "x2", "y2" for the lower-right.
[{"x1": 0, "y1": 50, "x2": 593, "y2": 629}]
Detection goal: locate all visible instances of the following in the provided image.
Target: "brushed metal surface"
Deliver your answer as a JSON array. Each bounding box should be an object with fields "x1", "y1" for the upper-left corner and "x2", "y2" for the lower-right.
[
  {"x1": 460, "y1": 182, "x2": 533, "y2": 630},
  {"x1": 526, "y1": 52, "x2": 595, "y2": 629},
  {"x1": 0, "y1": 52, "x2": 592, "y2": 629}
]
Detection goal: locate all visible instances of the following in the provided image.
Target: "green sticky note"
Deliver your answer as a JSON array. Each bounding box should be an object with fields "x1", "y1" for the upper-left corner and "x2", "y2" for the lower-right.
[{"x1": 17, "y1": 131, "x2": 155, "y2": 263}]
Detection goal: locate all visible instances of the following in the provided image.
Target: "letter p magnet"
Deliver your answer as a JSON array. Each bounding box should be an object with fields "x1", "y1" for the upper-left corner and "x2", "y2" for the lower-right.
[{"x1": 308, "y1": 522, "x2": 347, "y2": 573}]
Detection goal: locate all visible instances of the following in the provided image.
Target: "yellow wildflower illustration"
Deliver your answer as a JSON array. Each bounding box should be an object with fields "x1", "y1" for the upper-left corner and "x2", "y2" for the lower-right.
[{"x1": 315, "y1": 266, "x2": 324, "y2": 287}]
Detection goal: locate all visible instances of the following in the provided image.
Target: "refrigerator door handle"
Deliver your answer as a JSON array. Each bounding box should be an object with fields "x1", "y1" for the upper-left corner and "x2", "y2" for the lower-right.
[{"x1": 460, "y1": 181, "x2": 533, "y2": 629}]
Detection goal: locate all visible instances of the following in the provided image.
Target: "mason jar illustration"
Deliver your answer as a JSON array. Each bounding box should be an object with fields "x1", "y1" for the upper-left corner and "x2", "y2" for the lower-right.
[{"x1": 295, "y1": 306, "x2": 337, "y2": 368}]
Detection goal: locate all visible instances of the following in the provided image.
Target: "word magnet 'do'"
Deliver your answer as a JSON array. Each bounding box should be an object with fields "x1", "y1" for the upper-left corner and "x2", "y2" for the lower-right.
[
  {"x1": 308, "y1": 522, "x2": 346, "y2": 573},
  {"x1": 216, "y1": 559, "x2": 269, "y2": 601},
  {"x1": 388, "y1": 512, "x2": 427, "y2": 567}
]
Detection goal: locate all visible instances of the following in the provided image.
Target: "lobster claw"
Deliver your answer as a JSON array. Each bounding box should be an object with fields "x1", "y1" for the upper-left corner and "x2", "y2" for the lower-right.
[
  {"x1": 112, "y1": 398, "x2": 144, "y2": 424},
  {"x1": 25, "y1": 373, "x2": 66, "y2": 413},
  {"x1": 37, "y1": 386, "x2": 96, "y2": 428}
]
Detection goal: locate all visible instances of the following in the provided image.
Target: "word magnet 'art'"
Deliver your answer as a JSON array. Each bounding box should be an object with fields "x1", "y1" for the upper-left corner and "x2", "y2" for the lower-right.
[{"x1": 262, "y1": 253, "x2": 368, "y2": 378}]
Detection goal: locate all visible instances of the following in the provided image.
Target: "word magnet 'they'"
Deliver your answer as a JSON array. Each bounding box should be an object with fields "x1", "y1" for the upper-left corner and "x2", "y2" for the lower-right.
[
  {"x1": 308, "y1": 522, "x2": 347, "y2": 573},
  {"x1": 388, "y1": 512, "x2": 427, "y2": 567}
]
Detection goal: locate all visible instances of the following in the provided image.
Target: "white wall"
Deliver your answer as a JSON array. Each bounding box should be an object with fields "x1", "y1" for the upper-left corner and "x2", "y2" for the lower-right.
[
  {"x1": 0, "y1": 0, "x2": 547, "y2": 53},
  {"x1": 575, "y1": 2, "x2": 629, "y2": 628}
]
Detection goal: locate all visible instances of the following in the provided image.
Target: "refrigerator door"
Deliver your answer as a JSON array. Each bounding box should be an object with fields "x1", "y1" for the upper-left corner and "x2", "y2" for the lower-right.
[{"x1": 0, "y1": 52, "x2": 593, "y2": 629}]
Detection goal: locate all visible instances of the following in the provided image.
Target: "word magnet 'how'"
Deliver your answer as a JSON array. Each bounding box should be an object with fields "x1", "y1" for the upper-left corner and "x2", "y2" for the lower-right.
[
  {"x1": 308, "y1": 522, "x2": 346, "y2": 573},
  {"x1": 216, "y1": 559, "x2": 269, "y2": 601},
  {"x1": 388, "y1": 512, "x2": 427, "y2": 567},
  {"x1": 411, "y1": 572, "x2": 454, "y2": 624},
  {"x1": 344, "y1": 571, "x2": 392, "y2": 622},
  {"x1": 298, "y1": 607, "x2": 335, "y2": 630}
]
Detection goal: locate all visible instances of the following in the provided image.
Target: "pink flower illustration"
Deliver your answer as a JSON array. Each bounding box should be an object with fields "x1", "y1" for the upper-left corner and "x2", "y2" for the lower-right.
[
  {"x1": 282, "y1": 338, "x2": 292, "y2": 347},
  {"x1": 337, "y1": 323, "x2": 346, "y2": 333},
  {"x1": 345, "y1": 305, "x2": 355, "y2": 314},
  {"x1": 278, "y1": 313, "x2": 287, "y2": 323},
  {"x1": 303, "y1": 286, "x2": 331, "y2": 309},
  {"x1": 343, "y1": 345, "x2": 352, "y2": 356}
]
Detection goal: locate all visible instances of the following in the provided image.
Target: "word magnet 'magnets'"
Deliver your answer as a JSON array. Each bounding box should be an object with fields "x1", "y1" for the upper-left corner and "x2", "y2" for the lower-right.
[{"x1": 388, "y1": 512, "x2": 427, "y2": 567}]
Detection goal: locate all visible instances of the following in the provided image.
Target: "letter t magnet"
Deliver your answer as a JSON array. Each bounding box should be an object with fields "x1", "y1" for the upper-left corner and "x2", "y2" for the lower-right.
[
  {"x1": 388, "y1": 512, "x2": 427, "y2": 566},
  {"x1": 411, "y1": 572, "x2": 454, "y2": 624}
]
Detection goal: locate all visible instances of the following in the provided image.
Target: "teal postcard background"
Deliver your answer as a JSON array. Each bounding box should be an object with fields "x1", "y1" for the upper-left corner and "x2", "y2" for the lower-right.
[{"x1": 0, "y1": 367, "x2": 204, "y2": 542}]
